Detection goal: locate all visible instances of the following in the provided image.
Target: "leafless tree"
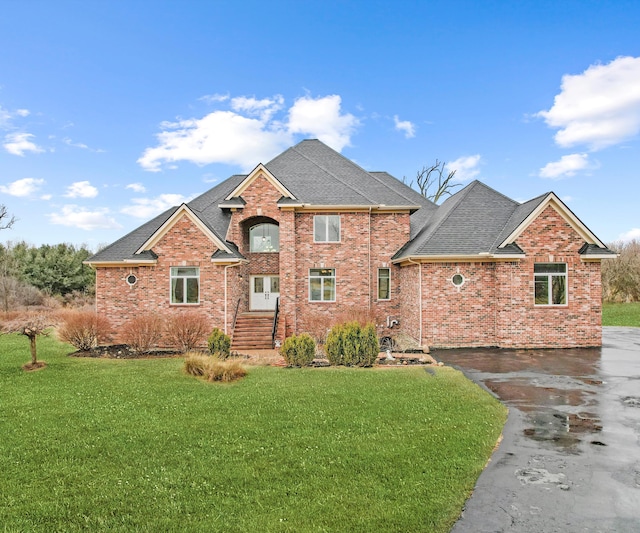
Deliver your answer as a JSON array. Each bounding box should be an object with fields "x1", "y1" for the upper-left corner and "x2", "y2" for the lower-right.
[
  {"x1": 2, "y1": 311, "x2": 55, "y2": 367},
  {"x1": 0, "y1": 205, "x2": 16, "y2": 230},
  {"x1": 404, "y1": 160, "x2": 462, "y2": 203}
]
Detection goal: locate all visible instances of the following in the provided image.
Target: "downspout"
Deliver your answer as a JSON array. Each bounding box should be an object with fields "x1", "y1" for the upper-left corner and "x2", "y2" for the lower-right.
[
  {"x1": 407, "y1": 257, "x2": 422, "y2": 347},
  {"x1": 368, "y1": 207, "x2": 372, "y2": 309},
  {"x1": 223, "y1": 262, "x2": 243, "y2": 335}
]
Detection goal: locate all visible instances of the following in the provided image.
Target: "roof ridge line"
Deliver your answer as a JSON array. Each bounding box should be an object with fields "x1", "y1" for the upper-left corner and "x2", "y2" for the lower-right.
[
  {"x1": 289, "y1": 144, "x2": 380, "y2": 205},
  {"x1": 420, "y1": 180, "x2": 478, "y2": 240},
  {"x1": 369, "y1": 171, "x2": 434, "y2": 207}
]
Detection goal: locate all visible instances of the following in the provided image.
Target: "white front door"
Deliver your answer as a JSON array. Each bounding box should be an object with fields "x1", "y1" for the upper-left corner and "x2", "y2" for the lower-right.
[{"x1": 250, "y1": 275, "x2": 280, "y2": 311}]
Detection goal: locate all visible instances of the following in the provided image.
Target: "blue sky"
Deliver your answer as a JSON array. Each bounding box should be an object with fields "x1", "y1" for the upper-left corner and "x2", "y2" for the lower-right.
[{"x1": 1, "y1": 0, "x2": 639, "y2": 250}]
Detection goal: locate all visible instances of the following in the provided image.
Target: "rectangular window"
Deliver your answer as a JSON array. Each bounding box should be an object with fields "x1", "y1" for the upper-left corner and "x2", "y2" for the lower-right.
[
  {"x1": 171, "y1": 267, "x2": 200, "y2": 304},
  {"x1": 309, "y1": 268, "x2": 336, "y2": 301},
  {"x1": 534, "y1": 263, "x2": 567, "y2": 306},
  {"x1": 378, "y1": 268, "x2": 390, "y2": 300},
  {"x1": 314, "y1": 215, "x2": 340, "y2": 242}
]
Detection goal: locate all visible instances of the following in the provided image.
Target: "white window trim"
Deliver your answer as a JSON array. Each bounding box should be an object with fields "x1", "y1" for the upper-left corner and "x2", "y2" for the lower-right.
[
  {"x1": 309, "y1": 268, "x2": 336, "y2": 302},
  {"x1": 534, "y1": 263, "x2": 568, "y2": 307},
  {"x1": 377, "y1": 267, "x2": 391, "y2": 301},
  {"x1": 170, "y1": 266, "x2": 200, "y2": 305},
  {"x1": 313, "y1": 215, "x2": 341, "y2": 243}
]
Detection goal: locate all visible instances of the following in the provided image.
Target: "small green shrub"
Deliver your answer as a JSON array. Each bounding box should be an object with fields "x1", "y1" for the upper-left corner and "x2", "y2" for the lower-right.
[
  {"x1": 280, "y1": 333, "x2": 315, "y2": 367},
  {"x1": 207, "y1": 328, "x2": 231, "y2": 359},
  {"x1": 325, "y1": 321, "x2": 379, "y2": 367},
  {"x1": 183, "y1": 352, "x2": 247, "y2": 382}
]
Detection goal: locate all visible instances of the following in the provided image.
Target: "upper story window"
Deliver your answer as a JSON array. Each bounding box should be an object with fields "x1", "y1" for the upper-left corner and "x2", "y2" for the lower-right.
[
  {"x1": 250, "y1": 223, "x2": 279, "y2": 252},
  {"x1": 534, "y1": 263, "x2": 567, "y2": 306},
  {"x1": 314, "y1": 215, "x2": 340, "y2": 242},
  {"x1": 170, "y1": 267, "x2": 200, "y2": 304}
]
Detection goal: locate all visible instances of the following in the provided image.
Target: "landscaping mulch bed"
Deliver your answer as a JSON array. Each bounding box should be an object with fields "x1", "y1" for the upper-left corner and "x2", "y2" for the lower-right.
[{"x1": 70, "y1": 344, "x2": 182, "y2": 359}]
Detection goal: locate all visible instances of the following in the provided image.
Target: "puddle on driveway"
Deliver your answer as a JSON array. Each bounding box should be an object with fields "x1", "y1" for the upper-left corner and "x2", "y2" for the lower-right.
[{"x1": 435, "y1": 346, "x2": 604, "y2": 453}]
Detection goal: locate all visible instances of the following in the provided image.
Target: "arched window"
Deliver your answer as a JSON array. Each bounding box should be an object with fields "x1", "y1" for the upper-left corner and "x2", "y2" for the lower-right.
[{"x1": 249, "y1": 223, "x2": 279, "y2": 252}]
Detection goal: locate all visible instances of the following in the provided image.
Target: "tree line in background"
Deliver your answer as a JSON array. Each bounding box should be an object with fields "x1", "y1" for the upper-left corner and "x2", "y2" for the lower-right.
[
  {"x1": 0, "y1": 241, "x2": 95, "y2": 311},
  {"x1": 602, "y1": 240, "x2": 640, "y2": 302}
]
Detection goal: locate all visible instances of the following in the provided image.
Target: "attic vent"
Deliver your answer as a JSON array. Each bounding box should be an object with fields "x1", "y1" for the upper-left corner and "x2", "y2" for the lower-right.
[
  {"x1": 451, "y1": 274, "x2": 465, "y2": 287},
  {"x1": 126, "y1": 274, "x2": 138, "y2": 286}
]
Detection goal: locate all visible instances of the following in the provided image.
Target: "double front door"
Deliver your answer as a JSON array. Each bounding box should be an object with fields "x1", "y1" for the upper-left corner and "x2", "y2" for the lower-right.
[{"x1": 250, "y1": 275, "x2": 280, "y2": 311}]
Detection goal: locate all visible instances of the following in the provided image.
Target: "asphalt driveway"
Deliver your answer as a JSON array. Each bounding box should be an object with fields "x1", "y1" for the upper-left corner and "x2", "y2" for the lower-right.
[{"x1": 435, "y1": 327, "x2": 640, "y2": 533}]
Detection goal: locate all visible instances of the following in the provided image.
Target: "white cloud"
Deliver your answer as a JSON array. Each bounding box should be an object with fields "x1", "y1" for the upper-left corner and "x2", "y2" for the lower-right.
[
  {"x1": 3, "y1": 132, "x2": 44, "y2": 156},
  {"x1": 121, "y1": 193, "x2": 195, "y2": 219},
  {"x1": 126, "y1": 183, "x2": 146, "y2": 193},
  {"x1": 446, "y1": 155, "x2": 481, "y2": 181},
  {"x1": 48, "y1": 205, "x2": 122, "y2": 230},
  {"x1": 199, "y1": 93, "x2": 229, "y2": 104},
  {"x1": 0, "y1": 177, "x2": 45, "y2": 197},
  {"x1": 537, "y1": 56, "x2": 640, "y2": 150},
  {"x1": 138, "y1": 94, "x2": 359, "y2": 172},
  {"x1": 287, "y1": 94, "x2": 359, "y2": 151},
  {"x1": 393, "y1": 115, "x2": 416, "y2": 138},
  {"x1": 0, "y1": 106, "x2": 30, "y2": 128},
  {"x1": 619, "y1": 228, "x2": 640, "y2": 242},
  {"x1": 62, "y1": 137, "x2": 105, "y2": 152},
  {"x1": 539, "y1": 153, "x2": 590, "y2": 179},
  {"x1": 15, "y1": 109, "x2": 30, "y2": 117},
  {"x1": 65, "y1": 181, "x2": 99, "y2": 198}
]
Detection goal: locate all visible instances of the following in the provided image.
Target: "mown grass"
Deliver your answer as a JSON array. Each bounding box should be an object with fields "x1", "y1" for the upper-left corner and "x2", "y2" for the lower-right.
[
  {"x1": 0, "y1": 334, "x2": 506, "y2": 532},
  {"x1": 602, "y1": 302, "x2": 640, "y2": 327}
]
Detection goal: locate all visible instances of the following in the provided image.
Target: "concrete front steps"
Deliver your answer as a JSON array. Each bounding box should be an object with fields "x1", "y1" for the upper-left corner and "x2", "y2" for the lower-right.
[{"x1": 231, "y1": 312, "x2": 275, "y2": 351}]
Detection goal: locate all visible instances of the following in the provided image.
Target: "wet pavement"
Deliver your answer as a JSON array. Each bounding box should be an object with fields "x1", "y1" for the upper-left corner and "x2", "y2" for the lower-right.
[{"x1": 435, "y1": 327, "x2": 640, "y2": 533}]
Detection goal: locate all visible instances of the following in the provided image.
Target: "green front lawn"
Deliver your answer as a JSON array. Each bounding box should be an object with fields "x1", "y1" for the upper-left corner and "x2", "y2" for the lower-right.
[
  {"x1": 602, "y1": 302, "x2": 640, "y2": 327},
  {"x1": 1, "y1": 334, "x2": 506, "y2": 532}
]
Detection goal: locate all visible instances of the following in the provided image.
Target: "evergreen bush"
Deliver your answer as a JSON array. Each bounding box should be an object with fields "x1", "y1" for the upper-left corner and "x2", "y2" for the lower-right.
[
  {"x1": 325, "y1": 321, "x2": 379, "y2": 367},
  {"x1": 207, "y1": 328, "x2": 231, "y2": 359},
  {"x1": 280, "y1": 333, "x2": 315, "y2": 367}
]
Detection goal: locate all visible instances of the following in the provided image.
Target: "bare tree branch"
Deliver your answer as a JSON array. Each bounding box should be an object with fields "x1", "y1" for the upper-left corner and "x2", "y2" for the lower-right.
[
  {"x1": 403, "y1": 160, "x2": 462, "y2": 203},
  {"x1": 0, "y1": 205, "x2": 16, "y2": 230}
]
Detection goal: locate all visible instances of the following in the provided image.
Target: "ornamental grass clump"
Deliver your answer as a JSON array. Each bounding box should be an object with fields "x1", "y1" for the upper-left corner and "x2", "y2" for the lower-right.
[
  {"x1": 280, "y1": 333, "x2": 315, "y2": 367},
  {"x1": 183, "y1": 352, "x2": 247, "y2": 382},
  {"x1": 325, "y1": 321, "x2": 379, "y2": 367},
  {"x1": 207, "y1": 327, "x2": 231, "y2": 359}
]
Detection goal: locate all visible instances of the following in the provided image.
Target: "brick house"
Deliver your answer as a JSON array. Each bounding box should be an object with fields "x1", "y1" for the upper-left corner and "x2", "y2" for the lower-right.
[{"x1": 86, "y1": 139, "x2": 615, "y2": 349}]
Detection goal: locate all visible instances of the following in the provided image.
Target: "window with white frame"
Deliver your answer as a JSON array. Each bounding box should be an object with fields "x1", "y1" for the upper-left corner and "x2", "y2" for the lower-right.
[
  {"x1": 249, "y1": 223, "x2": 279, "y2": 252},
  {"x1": 378, "y1": 268, "x2": 390, "y2": 300},
  {"x1": 170, "y1": 267, "x2": 200, "y2": 304},
  {"x1": 534, "y1": 263, "x2": 567, "y2": 306},
  {"x1": 309, "y1": 268, "x2": 336, "y2": 301},
  {"x1": 314, "y1": 215, "x2": 340, "y2": 242}
]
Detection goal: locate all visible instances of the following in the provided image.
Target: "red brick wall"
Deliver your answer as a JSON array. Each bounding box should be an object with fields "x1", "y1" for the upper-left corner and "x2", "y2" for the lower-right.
[
  {"x1": 95, "y1": 214, "x2": 232, "y2": 344},
  {"x1": 417, "y1": 205, "x2": 602, "y2": 349}
]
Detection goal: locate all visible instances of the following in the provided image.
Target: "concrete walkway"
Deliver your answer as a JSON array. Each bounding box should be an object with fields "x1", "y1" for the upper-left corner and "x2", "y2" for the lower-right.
[{"x1": 435, "y1": 327, "x2": 640, "y2": 533}]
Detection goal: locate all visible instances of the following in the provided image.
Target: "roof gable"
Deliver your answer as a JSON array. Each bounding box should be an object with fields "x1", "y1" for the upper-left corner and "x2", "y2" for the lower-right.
[
  {"x1": 225, "y1": 163, "x2": 296, "y2": 201},
  {"x1": 499, "y1": 193, "x2": 607, "y2": 249},
  {"x1": 136, "y1": 203, "x2": 232, "y2": 254}
]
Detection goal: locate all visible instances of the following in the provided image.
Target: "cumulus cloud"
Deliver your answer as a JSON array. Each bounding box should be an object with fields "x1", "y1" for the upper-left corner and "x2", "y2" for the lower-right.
[
  {"x1": 48, "y1": 205, "x2": 122, "y2": 230},
  {"x1": 121, "y1": 193, "x2": 195, "y2": 219},
  {"x1": 0, "y1": 177, "x2": 45, "y2": 197},
  {"x1": 138, "y1": 94, "x2": 359, "y2": 172},
  {"x1": 0, "y1": 106, "x2": 30, "y2": 128},
  {"x1": 537, "y1": 56, "x2": 640, "y2": 150},
  {"x1": 393, "y1": 115, "x2": 416, "y2": 138},
  {"x1": 3, "y1": 132, "x2": 44, "y2": 156},
  {"x1": 539, "y1": 153, "x2": 591, "y2": 179},
  {"x1": 65, "y1": 181, "x2": 99, "y2": 198},
  {"x1": 126, "y1": 183, "x2": 146, "y2": 193},
  {"x1": 446, "y1": 155, "x2": 481, "y2": 181},
  {"x1": 619, "y1": 228, "x2": 640, "y2": 242}
]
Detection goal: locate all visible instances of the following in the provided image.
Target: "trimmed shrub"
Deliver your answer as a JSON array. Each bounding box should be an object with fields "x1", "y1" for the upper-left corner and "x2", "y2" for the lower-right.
[
  {"x1": 184, "y1": 352, "x2": 247, "y2": 382},
  {"x1": 57, "y1": 310, "x2": 111, "y2": 351},
  {"x1": 325, "y1": 321, "x2": 379, "y2": 367},
  {"x1": 207, "y1": 328, "x2": 231, "y2": 359},
  {"x1": 280, "y1": 333, "x2": 315, "y2": 367},
  {"x1": 121, "y1": 313, "x2": 164, "y2": 355},
  {"x1": 165, "y1": 311, "x2": 209, "y2": 353}
]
